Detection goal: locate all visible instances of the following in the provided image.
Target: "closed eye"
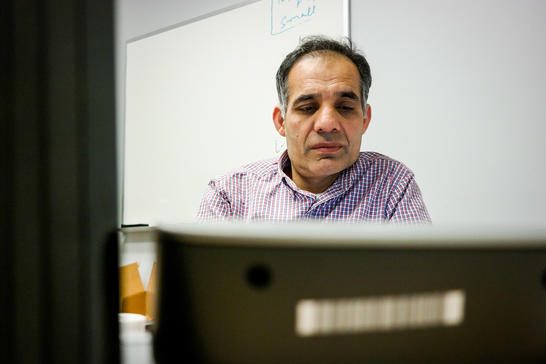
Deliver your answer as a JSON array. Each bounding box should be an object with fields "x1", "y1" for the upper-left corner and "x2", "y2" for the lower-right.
[
  {"x1": 336, "y1": 103, "x2": 356, "y2": 114},
  {"x1": 296, "y1": 104, "x2": 318, "y2": 114}
]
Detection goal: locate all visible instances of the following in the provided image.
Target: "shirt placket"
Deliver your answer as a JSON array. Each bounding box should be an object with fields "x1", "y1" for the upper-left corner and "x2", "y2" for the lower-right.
[
  {"x1": 305, "y1": 190, "x2": 342, "y2": 217},
  {"x1": 305, "y1": 169, "x2": 355, "y2": 217}
]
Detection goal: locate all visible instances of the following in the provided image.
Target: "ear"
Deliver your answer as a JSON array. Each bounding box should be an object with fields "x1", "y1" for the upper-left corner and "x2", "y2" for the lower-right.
[
  {"x1": 272, "y1": 106, "x2": 286, "y2": 137},
  {"x1": 361, "y1": 104, "x2": 372, "y2": 134}
]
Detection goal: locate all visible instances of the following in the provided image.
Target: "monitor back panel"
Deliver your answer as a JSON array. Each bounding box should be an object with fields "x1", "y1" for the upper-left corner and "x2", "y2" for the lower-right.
[{"x1": 153, "y1": 232, "x2": 546, "y2": 364}]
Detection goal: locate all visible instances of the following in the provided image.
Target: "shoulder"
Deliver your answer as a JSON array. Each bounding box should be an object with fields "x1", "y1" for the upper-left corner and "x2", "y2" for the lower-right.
[
  {"x1": 358, "y1": 151, "x2": 413, "y2": 173},
  {"x1": 353, "y1": 152, "x2": 416, "y2": 184},
  {"x1": 210, "y1": 157, "x2": 280, "y2": 186}
]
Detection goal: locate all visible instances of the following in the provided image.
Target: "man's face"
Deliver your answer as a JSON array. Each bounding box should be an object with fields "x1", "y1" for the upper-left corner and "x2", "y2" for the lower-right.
[{"x1": 273, "y1": 52, "x2": 371, "y2": 193}]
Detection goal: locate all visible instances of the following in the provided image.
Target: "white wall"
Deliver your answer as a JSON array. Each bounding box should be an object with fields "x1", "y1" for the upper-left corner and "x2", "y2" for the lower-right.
[
  {"x1": 352, "y1": 0, "x2": 546, "y2": 225},
  {"x1": 117, "y1": 0, "x2": 546, "y2": 226}
]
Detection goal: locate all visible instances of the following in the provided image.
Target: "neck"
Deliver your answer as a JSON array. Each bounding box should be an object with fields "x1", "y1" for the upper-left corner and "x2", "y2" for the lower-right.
[
  {"x1": 291, "y1": 171, "x2": 339, "y2": 194},
  {"x1": 281, "y1": 152, "x2": 340, "y2": 194}
]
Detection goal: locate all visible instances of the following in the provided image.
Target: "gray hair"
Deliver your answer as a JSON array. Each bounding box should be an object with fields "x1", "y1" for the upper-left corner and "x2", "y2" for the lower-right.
[{"x1": 275, "y1": 36, "x2": 372, "y2": 115}]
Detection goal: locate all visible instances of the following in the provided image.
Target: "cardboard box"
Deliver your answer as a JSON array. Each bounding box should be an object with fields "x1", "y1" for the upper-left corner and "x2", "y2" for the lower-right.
[{"x1": 119, "y1": 262, "x2": 157, "y2": 320}]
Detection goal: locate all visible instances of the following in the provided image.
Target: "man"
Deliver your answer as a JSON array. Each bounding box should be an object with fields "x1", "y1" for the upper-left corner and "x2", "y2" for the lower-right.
[{"x1": 197, "y1": 36, "x2": 430, "y2": 223}]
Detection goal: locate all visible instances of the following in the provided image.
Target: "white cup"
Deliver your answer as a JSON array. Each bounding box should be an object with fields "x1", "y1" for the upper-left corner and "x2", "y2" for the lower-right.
[
  {"x1": 118, "y1": 313, "x2": 147, "y2": 333},
  {"x1": 119, "y1": 313, "x2": 152, "y2": 363}
]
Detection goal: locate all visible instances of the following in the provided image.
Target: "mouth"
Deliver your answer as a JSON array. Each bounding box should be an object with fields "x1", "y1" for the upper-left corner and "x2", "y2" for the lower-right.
[{"x1": 310, "y1": 142, "x2": 344, "y2": 154}]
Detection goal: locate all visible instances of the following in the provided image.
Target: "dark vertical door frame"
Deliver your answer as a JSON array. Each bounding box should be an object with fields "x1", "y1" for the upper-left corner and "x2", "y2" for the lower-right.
[{"x1": 2, "y1": 0, "x2": 119, "y2": 363}]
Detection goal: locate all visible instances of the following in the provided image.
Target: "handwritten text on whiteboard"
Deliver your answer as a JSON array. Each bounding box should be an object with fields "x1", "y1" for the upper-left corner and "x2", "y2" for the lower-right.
[{"x1": 270, "y1": 0, "x2": 318, "y2": 35}]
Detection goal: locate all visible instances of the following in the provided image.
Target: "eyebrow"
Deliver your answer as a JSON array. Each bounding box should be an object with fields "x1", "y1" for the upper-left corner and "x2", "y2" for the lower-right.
[
  {"x1": 291, "y1": 91, "x2": 360, "y2": 106},
  {"x1": 291, "y1": 93, "x2": 317, "y2": 106},
  {"x1": 338, "y1": 91, "x2": 360, "y2": 101}
]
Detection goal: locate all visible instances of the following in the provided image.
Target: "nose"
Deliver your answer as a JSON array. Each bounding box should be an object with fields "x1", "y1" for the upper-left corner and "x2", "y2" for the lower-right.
[{"x1": 313, "y1": 106, "x2": 341, "y2": 134}]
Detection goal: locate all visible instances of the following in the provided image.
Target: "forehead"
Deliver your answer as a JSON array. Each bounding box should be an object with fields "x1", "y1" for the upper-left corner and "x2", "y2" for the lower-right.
[{"x1": 287, "y1": 52, "x2": 360, "y2": 98}]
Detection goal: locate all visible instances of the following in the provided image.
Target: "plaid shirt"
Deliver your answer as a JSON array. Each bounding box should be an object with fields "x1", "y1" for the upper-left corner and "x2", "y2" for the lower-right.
[{"x1": 197, "y1": 151, "x2": 430, "y2": 223}]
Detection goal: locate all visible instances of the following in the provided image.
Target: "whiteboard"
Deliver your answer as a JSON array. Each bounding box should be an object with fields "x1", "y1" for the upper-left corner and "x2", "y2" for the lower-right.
[{"x1": 123, "y1": 0, "x2": 349, "y2": 225}]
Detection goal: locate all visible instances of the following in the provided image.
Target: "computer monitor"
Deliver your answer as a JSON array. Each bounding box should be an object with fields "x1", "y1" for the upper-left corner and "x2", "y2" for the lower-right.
[{"x1": 152, "y1": 223, "x2": 546, "y2": 364}]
